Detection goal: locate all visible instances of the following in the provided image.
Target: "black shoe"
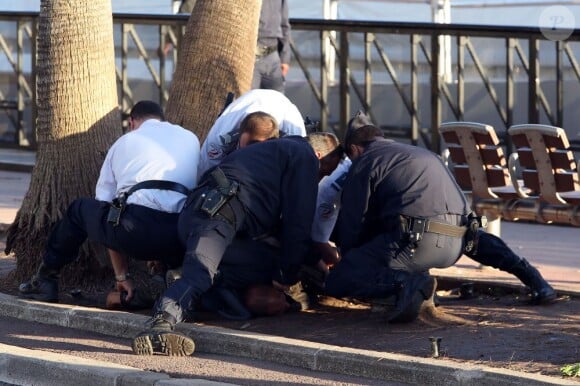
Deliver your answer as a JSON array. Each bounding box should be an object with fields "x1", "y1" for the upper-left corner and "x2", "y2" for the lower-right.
[
  {"x1": 530, "y1": 286, "x2": 557, "y2": 305},
  {"x1": 509, "y1": 259, "x2": 557, "y2": 305},
  {"x1": 19, "y1": 272, "x2": 59, "y2": 303},
  {"x1": 388, "y1": 273, "x2": 436, "y2": 324},
  {"x1": 132, "y1": 314, "x2": 195, "y2": 356}
]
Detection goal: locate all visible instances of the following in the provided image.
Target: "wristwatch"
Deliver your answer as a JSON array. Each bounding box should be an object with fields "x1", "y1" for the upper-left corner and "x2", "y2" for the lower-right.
[{"x1": 115, "y1": 272, "x2": 132, "y2": 282}]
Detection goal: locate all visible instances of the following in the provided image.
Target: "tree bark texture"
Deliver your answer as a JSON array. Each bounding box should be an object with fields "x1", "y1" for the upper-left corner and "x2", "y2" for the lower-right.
[
  {"x1": 6, "y1": 0, "x2": 120, "y2": 283},
  {"x1": 165, "y1": 0, "x2": 262, "y2": 143}
]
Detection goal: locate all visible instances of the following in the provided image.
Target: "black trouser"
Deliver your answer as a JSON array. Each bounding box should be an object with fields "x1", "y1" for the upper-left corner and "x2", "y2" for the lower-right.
[
  {"x1": 325, "y1": 213, "x2": 526, "y2": 299},
  {"x1": 157, "y1": 194, "x2": 248, "y2": 323},
  {"x1": 216, "y1": 238, "x2": 279, "y2": 289},
  {"x1": 465, "y1": 231, "x2": 525, "y2": 272},
  {"x1": 326, "y1": 213, "x2": 463, "y2": 299},
  {"x1": 43, "y1": 197, "x2": 184, "y2": 270}
]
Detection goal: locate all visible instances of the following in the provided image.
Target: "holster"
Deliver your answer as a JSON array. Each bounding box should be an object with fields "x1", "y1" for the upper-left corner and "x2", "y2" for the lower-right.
[
  {"x1": 199, "y1": 167, "x2": 239, "y2": 218},
  {"x1": 463, "y1": 213, "x2": 487, "y2": 255},
  {"x1": 106, "y1": 180, "x2": 191, "y2": 227},
  {"x1": 399, "y1": 215, "x2": 427, "y2": 248},
  {"x1": 107, "y1": 196, "x2": 126, "y2": 227}
]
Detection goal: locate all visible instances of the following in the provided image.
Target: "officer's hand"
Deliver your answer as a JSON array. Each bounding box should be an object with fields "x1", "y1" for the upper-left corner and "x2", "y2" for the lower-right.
[
  {"x1": 116, "y1": 279, "x2": 135, "y2": 302},
  {"x1": 316, "y1": 259, "x2": 330, "y2": 275},
  {"x1": 272, "y1": 280, "x2": 290, "y2": 292},
  {"x1": 314, "y1": 242, "x2": 341, "y2": 267}
]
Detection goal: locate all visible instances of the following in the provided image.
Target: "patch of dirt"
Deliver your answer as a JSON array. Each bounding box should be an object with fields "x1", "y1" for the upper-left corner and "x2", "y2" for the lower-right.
[
  {"x1": 201, "y1": 287, "x2": 579, "y2": 380},
  {"x1": 1, "y1": 232, "x2": 578, "y2": 382}
]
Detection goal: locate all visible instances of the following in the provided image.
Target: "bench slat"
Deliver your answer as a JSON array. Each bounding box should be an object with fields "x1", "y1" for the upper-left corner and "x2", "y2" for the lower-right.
[
  {"x1": 521, "y1": 170, "x2": 541, "y2": 194},
  {"x1": 447, "y1": 145, "x2": 467, "y2": 164},
  {"x1": 481, "y1": 146, "x2": 507, "y2": 166},
  {"x1": 453, "y1": 165, "x2": 472, "y2": 190},
  {"x1": 486, "y1": 167, "x2": 511, "y2": 187},
  {"x1": 550, "y1": 150, "x2": 577, "y2": 170}
]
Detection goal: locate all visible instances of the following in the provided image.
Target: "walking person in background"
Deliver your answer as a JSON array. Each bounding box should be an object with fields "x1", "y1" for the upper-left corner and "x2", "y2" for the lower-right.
[{"x1": 252, "y1": 0, "x2": 292, "y2": 93}]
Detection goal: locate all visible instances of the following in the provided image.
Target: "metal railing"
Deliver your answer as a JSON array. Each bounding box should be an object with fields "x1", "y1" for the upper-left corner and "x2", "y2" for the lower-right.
[{"x1": 1, "y1": 11, "x2": 579, "y2": 153}]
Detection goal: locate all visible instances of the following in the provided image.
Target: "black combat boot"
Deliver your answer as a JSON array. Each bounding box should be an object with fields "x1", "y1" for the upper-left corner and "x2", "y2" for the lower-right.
[
  {"x1": 132, "y1": 312, "x2": 195, "y2": 356},
  {"x1": 508, "y1": 259, "x2": 557, "y2": 305},
  {"x1": 387, "y1": 271, "x2": 437, "y2": 323},
  {"x1": 18, "y1": 263, "x2": 59, "y2": 302}
]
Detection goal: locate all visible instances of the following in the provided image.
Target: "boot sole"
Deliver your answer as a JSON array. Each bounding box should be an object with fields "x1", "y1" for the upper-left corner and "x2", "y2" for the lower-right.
[
  {"x1": 531, "y1": 289, "x2": 557, "y2": 305},
  {"x1": 132, "y1": 332, "x2": 195, "y2": 356}
]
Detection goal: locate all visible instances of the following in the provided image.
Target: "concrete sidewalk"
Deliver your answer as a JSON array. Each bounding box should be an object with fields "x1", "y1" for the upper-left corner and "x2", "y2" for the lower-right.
[
  {"x1": 0, "y1": 341, "x2": 233, "y2": 386},
  {"x1": 0, "y1": 293, "x2": 576, "y2": 386}
]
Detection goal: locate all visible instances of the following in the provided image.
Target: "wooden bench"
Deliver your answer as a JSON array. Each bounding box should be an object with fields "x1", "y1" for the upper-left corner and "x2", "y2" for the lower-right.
[
  {"x1": 439, "y1": 122, "x2": 522, "y2": 201},
  {"x1": 438, "y1": 122, "x2": 536, "y2": 235},
  {"x1": 439, "y1": 121, "x2": 580, "y2": 227},
  {"x1": 508, "y1": 124, "x2": 580, "y2": 225}
]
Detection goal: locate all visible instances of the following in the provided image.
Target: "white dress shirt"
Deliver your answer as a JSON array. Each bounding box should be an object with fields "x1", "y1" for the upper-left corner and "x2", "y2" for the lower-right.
[
  {"x1": 311, "y1": 157, "x2": 352, "y2": 243},
  {"x1": 197, "y1": 89, "x2": 306, "y2": 179},
  {"x1": 95, "y1": 119, "x2": 200, "y2": 213}
]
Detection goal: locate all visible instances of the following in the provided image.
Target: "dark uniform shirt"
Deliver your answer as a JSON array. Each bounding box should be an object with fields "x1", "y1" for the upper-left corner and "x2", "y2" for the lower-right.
[
  {"x1": 257, "y1": 0, "x2": 291, "y2": 64},
  {"x1": 204, "y1": 136, "x2": 319, "y2": 283},
  {"x1": 336, "y1": 138, "x2": 470, "y2": 253}
]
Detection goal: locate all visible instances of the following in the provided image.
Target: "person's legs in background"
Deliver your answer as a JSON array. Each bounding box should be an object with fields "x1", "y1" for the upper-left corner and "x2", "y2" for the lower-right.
[{"x1": 252, "y1": 52, "x2": 284, "y2": 92}]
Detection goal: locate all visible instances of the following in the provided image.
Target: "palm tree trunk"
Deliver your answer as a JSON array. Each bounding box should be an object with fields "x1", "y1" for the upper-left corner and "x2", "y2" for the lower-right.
[
  {"x1": 165, "y1": 0, "x2": 262, "y2": 143},
  {"x1": 6, "y1": 0, "x2": 120, "y2": 283}
]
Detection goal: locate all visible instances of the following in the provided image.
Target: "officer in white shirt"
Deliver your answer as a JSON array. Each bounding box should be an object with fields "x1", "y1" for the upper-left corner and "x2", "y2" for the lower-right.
[
  {"x1": 19, "y1": 101, "x2": 201, "y2": 304},
  {"x1": 197, "y1": 89, "x2": 306, "y2": 179}
]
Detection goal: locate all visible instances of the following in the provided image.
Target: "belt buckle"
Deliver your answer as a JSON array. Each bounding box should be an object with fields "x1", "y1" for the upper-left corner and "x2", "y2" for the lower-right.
[
  {"x1": 256, "y1": 45, "x2": 267, "y2": 56},
  {"x1": 256, "y1": 45, "x2": 275, "y2": 57}
]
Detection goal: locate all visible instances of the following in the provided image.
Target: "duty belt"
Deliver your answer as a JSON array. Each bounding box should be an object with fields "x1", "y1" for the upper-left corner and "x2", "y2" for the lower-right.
[
  {"x1": 401, "y1": 215, "x2": 466, "y2": 245},
  {"x1": 424, "y1": 219, "x2": 467, "y2": 238},
  {"x1": 107, "y1": 180, "x2": 190, "y2": 227}
]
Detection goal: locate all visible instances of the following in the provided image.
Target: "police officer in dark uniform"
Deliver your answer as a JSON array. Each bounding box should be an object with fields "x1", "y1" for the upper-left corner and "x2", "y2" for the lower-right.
[
  {"x1": 252, "y1": 0, "x2": 291, "y2": 92},
  {"x1": 132, "y1": 136, "x2": 320, "y2": 356},
  {"x1": 325, "y1": 120, "x2": 556, "y2": 323}
]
